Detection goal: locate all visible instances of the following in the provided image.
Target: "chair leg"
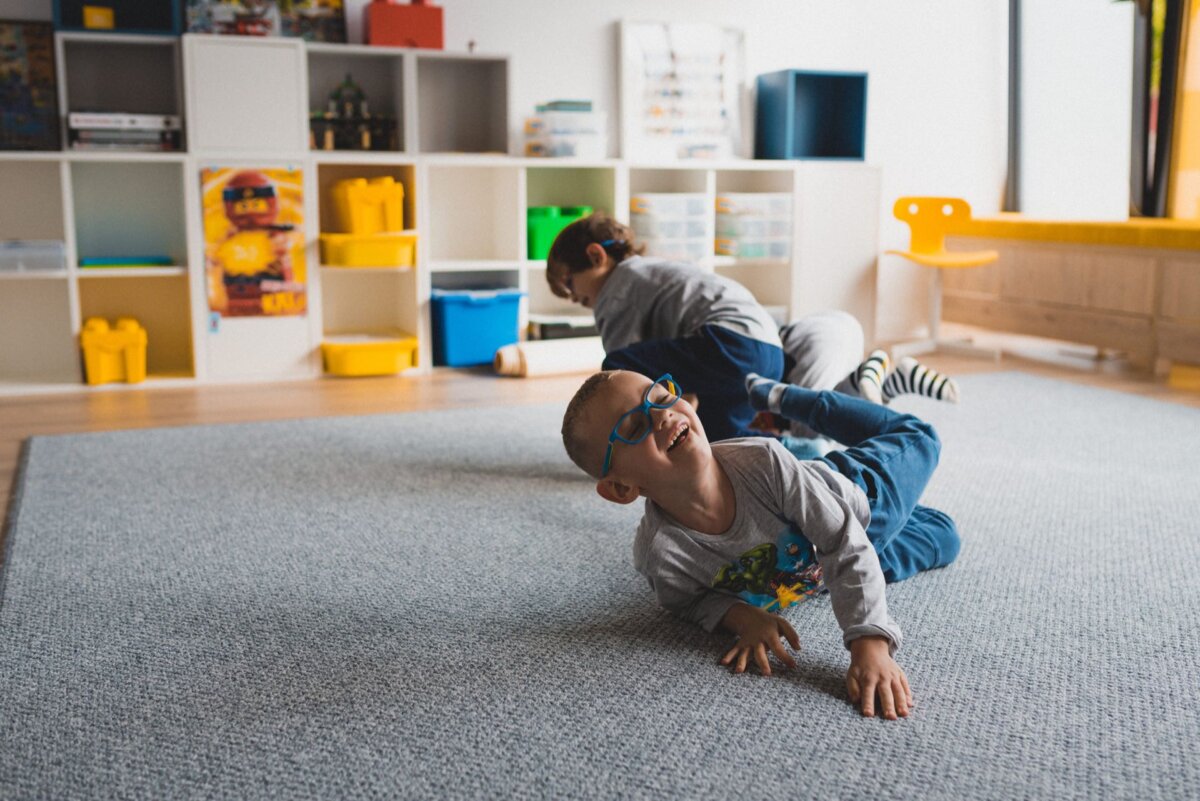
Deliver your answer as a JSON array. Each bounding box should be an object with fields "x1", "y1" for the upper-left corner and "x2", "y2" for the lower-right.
[
  {"x1": 893, "y1": 268, "x2": 1001, "y2": 361},
  {"x1": 929, "y1": 268, "x2": 942, "y2": 343}
]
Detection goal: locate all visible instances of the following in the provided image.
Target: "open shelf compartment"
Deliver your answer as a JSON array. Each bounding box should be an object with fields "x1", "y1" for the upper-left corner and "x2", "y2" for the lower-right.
[
  {"x1": 415, "y1": 55, "x2": 508, "y2": 154},
  {"x1": 307, "y1": 44, "x2": 406, "y2": 153},
  {"x1": 70, "y1": 160, "x2": 187, "y2": 267},
  {"x1": 59, "y1": 33, "x2": 184, "y2": 149},
  {"x1": 78, "y1": 273, "x2": 194, "y2": 378}
]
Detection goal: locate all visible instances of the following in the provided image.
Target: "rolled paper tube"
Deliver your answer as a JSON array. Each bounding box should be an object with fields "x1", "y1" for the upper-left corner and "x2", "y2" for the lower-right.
[{"x1": 493, "y1": 337, "x2": 606, "y2": 377}]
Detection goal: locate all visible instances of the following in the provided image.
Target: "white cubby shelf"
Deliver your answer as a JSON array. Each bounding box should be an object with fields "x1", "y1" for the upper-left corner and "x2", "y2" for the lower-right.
[{"x1": 0, "y1": 33, "x2": 879, "y2": 395}]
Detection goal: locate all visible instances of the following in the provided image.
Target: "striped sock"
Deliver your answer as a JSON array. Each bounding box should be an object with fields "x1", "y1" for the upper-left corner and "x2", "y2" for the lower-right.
[
  {"x1": 882, "y1": 357, "x2": 960, "y2": 404},
  {"x1": 847, "y1": 349, "x2": 889, "y2": 404},
  {"x1": 745, "y1": 373, "x2": 787, "y2": 413}
]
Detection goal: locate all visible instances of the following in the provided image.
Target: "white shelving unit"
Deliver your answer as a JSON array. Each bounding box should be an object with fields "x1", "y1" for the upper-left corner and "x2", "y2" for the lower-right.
[{"x1": 0, "y1": 32, "x2": 879, "y2": 396}]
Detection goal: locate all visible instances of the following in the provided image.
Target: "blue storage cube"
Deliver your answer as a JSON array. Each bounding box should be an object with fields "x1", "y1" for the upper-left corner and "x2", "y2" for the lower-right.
[
  {"x1": 755, "y1": 70, "x2": 867, "y2": 160},
  {"x1": 431, "y1": 288, "x2": 524, "y2": 367}
]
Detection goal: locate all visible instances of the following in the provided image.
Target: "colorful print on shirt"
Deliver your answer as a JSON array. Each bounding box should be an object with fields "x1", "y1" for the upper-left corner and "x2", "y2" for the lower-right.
[{"x1": 710, "y1": 528, "x2": 825, "y2": 612}]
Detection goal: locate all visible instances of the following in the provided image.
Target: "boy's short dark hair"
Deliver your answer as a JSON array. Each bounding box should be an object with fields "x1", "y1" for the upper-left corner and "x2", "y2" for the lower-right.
[
  {"x1": 546, "y1": 212, "x2": 645, "y2": 299},
  {"x1": 561, "y1": 370, "x2": 619, "y2": 478}
]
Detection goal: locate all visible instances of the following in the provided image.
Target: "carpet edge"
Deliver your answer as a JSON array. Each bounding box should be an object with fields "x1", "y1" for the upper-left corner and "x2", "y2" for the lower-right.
[{"x1": 0, "y1": 437, "x2": 34, "y2": 614}]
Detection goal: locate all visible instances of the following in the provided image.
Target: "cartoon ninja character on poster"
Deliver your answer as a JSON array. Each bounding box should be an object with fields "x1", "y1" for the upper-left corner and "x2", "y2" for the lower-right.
[{"x1": 203, "y1": 168, "x2": 307, "y2": 317}]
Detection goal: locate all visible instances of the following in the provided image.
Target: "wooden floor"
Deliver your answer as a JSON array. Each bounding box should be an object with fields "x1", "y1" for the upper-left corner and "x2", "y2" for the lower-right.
[{"x1": 3, "y1": 328, "x2": 1198, "y2": 534}]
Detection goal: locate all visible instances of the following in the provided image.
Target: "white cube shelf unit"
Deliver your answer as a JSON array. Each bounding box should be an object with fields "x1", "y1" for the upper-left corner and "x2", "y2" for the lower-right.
[{"x1": 0, "y1": 32, "x2": 879, "y2": 396}]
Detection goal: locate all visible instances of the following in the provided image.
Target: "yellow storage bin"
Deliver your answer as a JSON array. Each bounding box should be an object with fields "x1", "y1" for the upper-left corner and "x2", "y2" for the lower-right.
[
  {"x1": 80, "y1": 317, "x2": 147, "y2": 386},
  {"x1": 320, "y1": 232, "x2": 417, "y2": 267},
  {"x1": 332, "y1": 176, "x2": 405, "y2": 234},
  {"x1": 321, "y1": 332, "x2": 419, "y2": 377}
]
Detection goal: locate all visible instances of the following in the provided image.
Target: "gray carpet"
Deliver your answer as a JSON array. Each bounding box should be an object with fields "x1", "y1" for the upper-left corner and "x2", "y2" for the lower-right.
[{"x1": 1, "y1": 373, "x2": 1198, "y2": 800}]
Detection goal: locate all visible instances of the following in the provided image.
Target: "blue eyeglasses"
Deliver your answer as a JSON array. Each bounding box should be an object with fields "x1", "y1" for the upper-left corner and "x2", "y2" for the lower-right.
[{"x1": 601, "y1": 374, "x2": 682, "y2": 478}]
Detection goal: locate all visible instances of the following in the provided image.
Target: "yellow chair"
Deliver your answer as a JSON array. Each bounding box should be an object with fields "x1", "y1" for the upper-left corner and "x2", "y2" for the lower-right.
[{"x1": 886, "y1": 196, "x2": 1001, "y2": 359}]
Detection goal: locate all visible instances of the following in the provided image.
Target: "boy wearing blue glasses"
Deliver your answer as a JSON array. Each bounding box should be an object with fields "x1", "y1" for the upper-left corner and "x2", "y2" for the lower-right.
[
  {"x1": 560, "y1": 369, "x2": 960, "y2": 720},
  {"x1": 546, "y1": 212, "x2": 961, "y2": 449}
]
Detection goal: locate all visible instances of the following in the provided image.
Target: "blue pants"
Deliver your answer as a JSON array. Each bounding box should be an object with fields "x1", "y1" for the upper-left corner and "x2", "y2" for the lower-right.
[
  {"x1": 602, "y1": 324, "x2": 784, "y2": 442},
  {"x1": 774, "y1": 387, "x2": 961, "y2": 582}
]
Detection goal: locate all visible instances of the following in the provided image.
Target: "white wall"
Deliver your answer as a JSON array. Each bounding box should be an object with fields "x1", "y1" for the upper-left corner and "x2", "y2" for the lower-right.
[{"x1": 1020, "y1": 0, "x2": 1133, "y2": 220}]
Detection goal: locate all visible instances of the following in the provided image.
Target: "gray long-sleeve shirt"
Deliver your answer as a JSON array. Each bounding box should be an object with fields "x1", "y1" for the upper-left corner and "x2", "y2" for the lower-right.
[
  {"x1": 592, "y1": 256, "x2": 782, "y2": 353},
  {"x1": 632, "y1": 437, "x2": 902, "y2": 653}
]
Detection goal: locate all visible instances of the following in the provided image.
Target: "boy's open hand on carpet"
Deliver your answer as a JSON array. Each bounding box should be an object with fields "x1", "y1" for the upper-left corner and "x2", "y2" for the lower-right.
[
  {"x1": 719, "y1": 604, "x2": 800, "y2": 677},
  {"x1": 847, "y1": 636, "x2": 914, "y2": 719}
]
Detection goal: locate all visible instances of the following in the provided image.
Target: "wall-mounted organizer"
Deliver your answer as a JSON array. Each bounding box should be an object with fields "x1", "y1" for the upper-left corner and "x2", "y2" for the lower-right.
[
  {"x1": 755, "y1": 70, "x2": 868, "y2": 160},
  {"x1": 0, "y1": 33, "x2": 878, "y2": 395}
]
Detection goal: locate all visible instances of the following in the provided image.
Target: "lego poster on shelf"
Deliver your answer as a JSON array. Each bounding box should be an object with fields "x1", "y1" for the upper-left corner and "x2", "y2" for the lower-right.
[
  {"x1": 201, "y1": 167, "x2": 307, "y2": 318},
  {"x1": 185, "y1": 0, "x2": 346, "y2": 42}
]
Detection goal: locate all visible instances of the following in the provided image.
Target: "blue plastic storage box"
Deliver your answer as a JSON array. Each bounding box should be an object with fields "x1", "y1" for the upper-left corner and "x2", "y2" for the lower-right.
[{"x1": 431, "y1": 288, "x2": 525, "y2": 367}]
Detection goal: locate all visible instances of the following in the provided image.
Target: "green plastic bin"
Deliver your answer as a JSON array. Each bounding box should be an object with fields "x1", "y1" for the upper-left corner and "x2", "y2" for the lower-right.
[{"x1": 527, "y1": 205, "x2": 593, "y2": 260}]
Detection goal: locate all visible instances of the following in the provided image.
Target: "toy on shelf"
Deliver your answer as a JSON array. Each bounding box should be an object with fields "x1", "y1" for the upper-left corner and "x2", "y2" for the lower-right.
[
  {"x1": 310, "y1": 73, "x2": 398, "y2": 152},
  {"x1": 320, "y1": 176, "x2": 415, "y2": 267},
  {"x1": 365, "y1": 0, "x2": 444, "y2": 49},
  {"x1": 80, "y1": 317, "x2": 147, "y2": 385},
  {"x1": 184, "y1": 1, "x2": 346, "y2": 42}
]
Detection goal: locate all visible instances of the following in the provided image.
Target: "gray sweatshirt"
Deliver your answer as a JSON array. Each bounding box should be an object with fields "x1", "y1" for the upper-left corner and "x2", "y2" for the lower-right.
[
  {"x1": 592, "y1": 256, "x2": 782, "y2": 353},
  {"x1": 632, "y1": 437, "x2": 902, "y2": 653}
]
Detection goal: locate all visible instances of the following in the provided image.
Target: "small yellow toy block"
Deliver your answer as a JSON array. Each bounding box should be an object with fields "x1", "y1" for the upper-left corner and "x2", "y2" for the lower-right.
[
  {"x1": 82, "y1": 5, "x2": 116, "y2": 30},
  {"x1": 332, "y1": 177, "x2": 405, "y2": 235},
  {"x1": 80, "y1": 317, "x2": 147, "y2": 386}
]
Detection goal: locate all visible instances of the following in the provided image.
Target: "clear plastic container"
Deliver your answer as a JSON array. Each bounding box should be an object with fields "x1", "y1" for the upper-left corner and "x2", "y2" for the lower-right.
[
  {"x1": 716, "y1": 215, "x2": 791, "y2": 238},
  {"x1": 0, "y1": 240, "x2": 67, "y2": 273},
  {"x1": 715, "y1": 193, "x2": 793, "y2": 217},
  {"x1": 630, "y1": 213, "x2": 707, "y2": 240},
  {"x1": 715, "y1": 237, "x2": 790, "y2": 259},
  {"x1": 524, "y1": 111, "x2": 607, "y2": 136},
  {"x1": 630, "y1": 193, "x2": 708, "y2": 218},
  {"x1": 640, "y1": 237, "x2": 710, "y2": 263},
  {"x1": 524, "y1": 133, "x2": 607, "y2": 159}
]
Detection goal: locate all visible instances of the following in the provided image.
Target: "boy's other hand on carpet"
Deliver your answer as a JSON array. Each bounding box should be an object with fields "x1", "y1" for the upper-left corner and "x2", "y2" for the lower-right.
[
  {"x1": 719, "y1": 604, "x2": 800, "y2": 677},
  {"x1": 847, "y1": 636, "x2": 913, "y2": 720}
]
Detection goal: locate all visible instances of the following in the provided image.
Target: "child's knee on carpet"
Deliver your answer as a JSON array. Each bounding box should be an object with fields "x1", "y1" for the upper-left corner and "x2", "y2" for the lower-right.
[{"x1": 876, "y1": 506, "x2": 960, "y2": 582}]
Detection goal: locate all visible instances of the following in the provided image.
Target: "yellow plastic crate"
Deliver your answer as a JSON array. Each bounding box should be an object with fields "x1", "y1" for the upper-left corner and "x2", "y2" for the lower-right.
[
  {"x1": 320, "y1": 232, "x2": 416, "y2": 267},
  {"x1": 80, "y1": 317, "x2": 147, "y2": 385},
  {"x1": 332, "y1": 176, "x2": 405, "y2": 234},
  {"x1": 322, "y1": 332, "x2": 418, "y2": 377}
]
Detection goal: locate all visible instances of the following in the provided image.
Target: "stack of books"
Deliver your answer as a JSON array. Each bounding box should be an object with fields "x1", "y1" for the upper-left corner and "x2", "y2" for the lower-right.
[{"x1": 67, "y1": 112, "x2": 182, "y2": 152}]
